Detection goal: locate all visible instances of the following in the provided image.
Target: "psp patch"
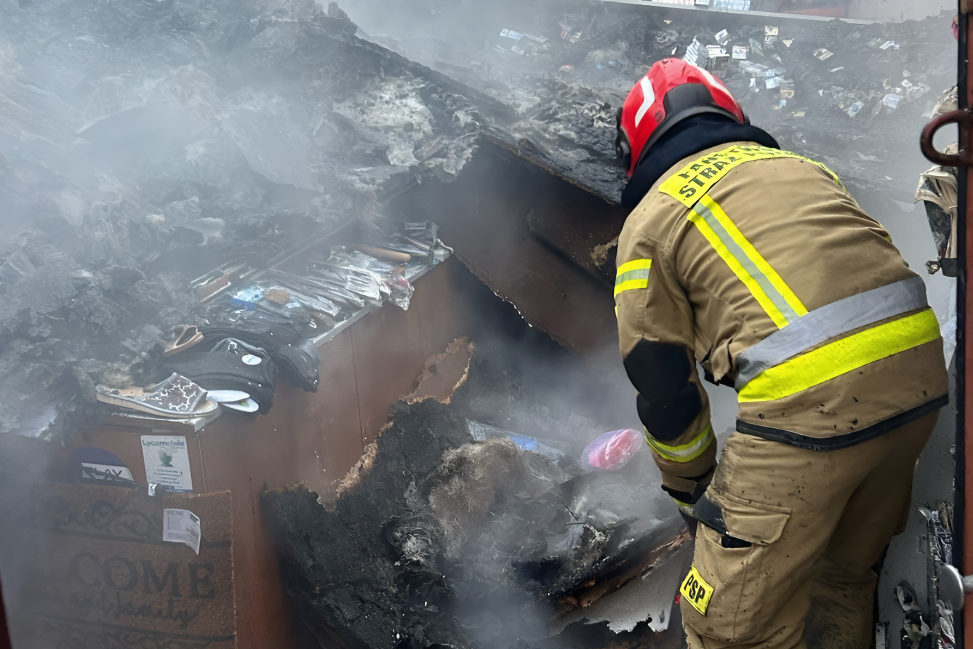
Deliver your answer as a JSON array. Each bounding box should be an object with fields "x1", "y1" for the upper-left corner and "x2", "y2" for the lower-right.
[{"x1": 680, "y1": 565, "x2": 714, "y2": 615}]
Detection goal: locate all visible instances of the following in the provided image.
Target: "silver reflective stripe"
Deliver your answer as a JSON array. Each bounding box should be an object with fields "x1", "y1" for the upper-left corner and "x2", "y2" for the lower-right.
[
  {"x1": 734, "y1": 276, "x2": 929, "y2": 390},
  {"x1": 692, "y1": 201, "x2": 804, "y2": 325}
]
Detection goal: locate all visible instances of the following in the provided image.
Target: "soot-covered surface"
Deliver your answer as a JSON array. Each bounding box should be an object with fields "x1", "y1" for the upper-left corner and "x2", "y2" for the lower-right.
[{"x1": 262, "y1": 359, "x2": 685, "y2": 649}]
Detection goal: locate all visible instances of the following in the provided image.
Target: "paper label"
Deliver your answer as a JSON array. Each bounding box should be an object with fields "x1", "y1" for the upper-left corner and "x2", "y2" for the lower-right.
[
  {"x1": 732, "y1": 46, "x2": 748, "y2": 59},
  {"x1": 163, "y1": 508, "x2": 201, "y2": 554},
  {"x1": 141, "y1": 435, "x2": 193, "y2": 493}
]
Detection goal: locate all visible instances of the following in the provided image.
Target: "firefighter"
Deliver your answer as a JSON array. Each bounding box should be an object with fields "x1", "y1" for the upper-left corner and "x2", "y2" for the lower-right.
[{"x1": 613, "y1": 58, "x2": 948, "y2": 647}]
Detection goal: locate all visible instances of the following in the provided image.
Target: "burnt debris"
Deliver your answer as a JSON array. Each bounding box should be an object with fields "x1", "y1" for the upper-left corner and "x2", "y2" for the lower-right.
[
  {"x1": 0, "y1": 0, "x2": 956, "y2": 435},
  {"x1": 262, "y1": 389, "x2": 686, "y2": 649}
]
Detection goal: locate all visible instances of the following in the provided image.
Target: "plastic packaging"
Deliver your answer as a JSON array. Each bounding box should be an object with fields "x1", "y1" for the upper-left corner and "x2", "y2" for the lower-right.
[
  {"x1": 467, "y1": 420, "x2": 564, "y2": 460},
  {"x1": 231, "y1": 286, "x2": 263, "y2": 309},
  {"x1": 582, "y1": 429, "x2": 645, "y2": 471},
  {"x1": 384, "y1": 273, "x2": 414, "y2": 310}
]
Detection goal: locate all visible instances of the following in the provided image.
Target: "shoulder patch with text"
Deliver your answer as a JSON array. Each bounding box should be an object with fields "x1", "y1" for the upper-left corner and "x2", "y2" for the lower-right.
[{"x1": 659, "y1": 145, "x2": 844, "y2": 208}]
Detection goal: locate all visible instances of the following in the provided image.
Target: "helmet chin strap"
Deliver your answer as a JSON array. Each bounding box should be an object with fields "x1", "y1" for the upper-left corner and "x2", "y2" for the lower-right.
[{"x1": 615, "y1": 105, "x2": 632, "y2": 171}]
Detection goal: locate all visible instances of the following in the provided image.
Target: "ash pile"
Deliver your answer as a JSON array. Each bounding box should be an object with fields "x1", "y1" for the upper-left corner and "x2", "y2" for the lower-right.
[
  {"x1": 0, "y1": 0, "x2": 505, "y2": 436},
  {"x1": 262, "y1": 344, "x2": 689, "y2": 649}
]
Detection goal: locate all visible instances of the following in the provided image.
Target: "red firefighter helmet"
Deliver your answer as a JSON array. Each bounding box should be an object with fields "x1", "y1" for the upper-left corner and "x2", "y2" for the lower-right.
[{"x1": 615, "y1": 58, "x2": 747, "y2": 177}]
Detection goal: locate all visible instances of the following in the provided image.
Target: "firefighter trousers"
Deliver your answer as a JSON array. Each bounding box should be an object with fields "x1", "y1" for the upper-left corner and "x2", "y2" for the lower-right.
[{"x1": 681, "y1": 410, "x2": 939, "y2": 649}]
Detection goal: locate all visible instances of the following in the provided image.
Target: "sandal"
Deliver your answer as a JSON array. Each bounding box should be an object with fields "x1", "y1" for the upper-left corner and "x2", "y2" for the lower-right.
[
  {"x1": 96, "y1": 373, "x2": 217, "y2": 418},
  {"x1": 163, "y1": 326, "x2": 204, "y2": 357}
]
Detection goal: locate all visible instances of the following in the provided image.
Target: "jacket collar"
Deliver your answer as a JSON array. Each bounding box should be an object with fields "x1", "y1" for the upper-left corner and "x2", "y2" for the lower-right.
[{"x1": 621, "y1": 115, "x2": 780, "y2": 208}]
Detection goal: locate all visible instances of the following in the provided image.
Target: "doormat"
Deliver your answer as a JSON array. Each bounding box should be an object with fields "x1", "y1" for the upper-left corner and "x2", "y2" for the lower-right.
[{"x1": 2, "y1": 482, "x2": 235, "y2": 649}]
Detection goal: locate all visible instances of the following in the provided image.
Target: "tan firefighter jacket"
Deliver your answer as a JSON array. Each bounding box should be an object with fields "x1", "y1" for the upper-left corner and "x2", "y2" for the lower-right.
[{"x1": 615, "y1": 142, "x2": 948, "y2": 504}]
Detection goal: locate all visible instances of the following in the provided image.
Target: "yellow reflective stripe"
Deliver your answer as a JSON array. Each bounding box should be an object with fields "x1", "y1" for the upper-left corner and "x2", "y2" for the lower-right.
[
  {"x1": 614, "y1": 259, "x2": 652, "y2": 298},
  {"x1": 615, "y1": 279, "x2": 648, "y2": 297},
  {"x1": 618, "y1": 259, "x2": 652, "y2": 275},
  {"x1": 660, "y1": 144, "x2": 844, "y2": 208},
  {"x1": 646, "y1": 423, "x2": 714, "y2": 463},
  {"x1": 690, "y1": 196, "x2": 807, "y2": 328},
  {"x1": 739, "y1": 309, "x2": 941, "y2": 403}
]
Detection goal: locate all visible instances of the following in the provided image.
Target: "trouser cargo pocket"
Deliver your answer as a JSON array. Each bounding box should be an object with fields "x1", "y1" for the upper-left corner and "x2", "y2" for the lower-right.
[{"x1": 681, "y1": 488, "x2": 791, "y2": 643}]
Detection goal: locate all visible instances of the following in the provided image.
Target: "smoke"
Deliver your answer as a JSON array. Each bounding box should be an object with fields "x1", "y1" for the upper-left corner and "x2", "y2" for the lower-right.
[{"x1": 0, "y1": 0, "x2": 961, "y2": 645}]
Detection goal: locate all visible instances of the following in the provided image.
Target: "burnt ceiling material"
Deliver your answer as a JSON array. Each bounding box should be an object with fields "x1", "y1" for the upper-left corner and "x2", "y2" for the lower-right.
[
  {"x1": 375, "y1": 2, "x2": 955, "y2": 207},
  {"x1": 0, "y1": 0, "x2": 517, "y2": 435}
]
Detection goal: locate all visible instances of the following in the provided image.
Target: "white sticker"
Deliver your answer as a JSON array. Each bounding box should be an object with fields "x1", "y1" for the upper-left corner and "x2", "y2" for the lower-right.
[
  {"x1": 141, "y1": 436, "x2": 193, "y2": 493},
  {"x1": 81, "y1": 462, "x2": 134, "y2": 482},
  {"x1": 163, "y1": 508, "x2": 201, "y2": 555},
  {"x1": 241, "y1": 354, "x2": 262, "y2": 365}
]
